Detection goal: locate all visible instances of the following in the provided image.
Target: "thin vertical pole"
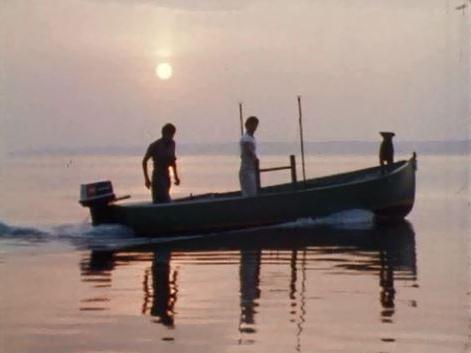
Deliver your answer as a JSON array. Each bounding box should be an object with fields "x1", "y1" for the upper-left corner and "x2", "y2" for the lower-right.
[
  {"x1": 297, "y1": 96, "x2": 306, "y2": 182},
  {"x1": 239, "y1": 102, "x2": 244, "y2": 136},
  {"x1": 289, "y1": 155, "x2": 297, "y2": 184}
]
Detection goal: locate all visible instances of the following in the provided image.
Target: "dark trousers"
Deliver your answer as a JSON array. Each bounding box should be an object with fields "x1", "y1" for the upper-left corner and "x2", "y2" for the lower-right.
[{"x1": 152, "y1": 172, "x2": 171, "y2": 204}]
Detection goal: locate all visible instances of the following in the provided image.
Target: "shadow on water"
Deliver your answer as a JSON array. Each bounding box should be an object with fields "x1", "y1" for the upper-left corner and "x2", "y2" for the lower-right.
[{"x1": 80, "y1": 220, "x2": 417, "y2": 345}]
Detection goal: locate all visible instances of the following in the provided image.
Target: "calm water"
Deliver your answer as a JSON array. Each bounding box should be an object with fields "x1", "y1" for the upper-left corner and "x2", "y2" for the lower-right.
[{"x1": 0, "y1": 153, "x2": 470, "y2": 353}]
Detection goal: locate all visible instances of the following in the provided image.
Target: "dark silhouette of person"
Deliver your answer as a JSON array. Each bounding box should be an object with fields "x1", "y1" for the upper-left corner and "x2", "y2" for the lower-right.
[
  {"x1": 379, "y1": 132, "x2": 395, "y2": 172},
  {"x1": 142, "y1": 123, "x2": 180, "y2": 203}
]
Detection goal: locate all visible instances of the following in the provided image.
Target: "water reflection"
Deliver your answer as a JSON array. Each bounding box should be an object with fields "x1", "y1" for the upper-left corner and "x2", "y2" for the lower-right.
[
  {"x1": 239, "y1": 250, "x2": 261, "y2": 336},
  {"x1": 146, "y1": 250, "x2": 178, "y2": 327},
  {"x1": 80, "y1": 221, "x2": 417, "y2": 343},
  {"x1": 79, "y1": 251, "x2": 115, "y2": 311},
  {"x1": 290, "y1": 250, "x2": 307, "y2": 352},
  {"x1": 378, "y1": 225, "x2": 418, "y2": 322}
]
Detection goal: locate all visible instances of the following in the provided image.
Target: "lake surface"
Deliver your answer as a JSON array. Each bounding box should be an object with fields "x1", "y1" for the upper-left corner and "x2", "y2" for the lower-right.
[{"x1": 0, "y1": 153, "x2": 470, "y2": 353}]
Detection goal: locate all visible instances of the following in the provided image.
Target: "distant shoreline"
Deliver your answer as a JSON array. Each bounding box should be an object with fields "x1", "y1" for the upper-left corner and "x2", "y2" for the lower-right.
[{"x1": 7, "y1": 140, "x2": 471, "y2": 157}]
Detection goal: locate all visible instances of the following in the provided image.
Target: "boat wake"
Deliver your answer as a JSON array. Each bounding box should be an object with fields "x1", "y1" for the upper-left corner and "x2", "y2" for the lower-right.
[
  {"x1": 0, "y1": 221, "x2": 50, "y2": 237},
  {"x1": 277, "y1": 209, "x2": 375, "y2": 230},
  {"x1": 0, "y1": 221, "x2": 134, "y2": 249},
  {"x1": 0, "y1": 220, "x2": 204, "y2": 250}
]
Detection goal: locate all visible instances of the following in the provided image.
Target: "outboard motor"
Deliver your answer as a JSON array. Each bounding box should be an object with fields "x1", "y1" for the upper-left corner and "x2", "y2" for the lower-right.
[
  {"x1": 79, "y1": 181, "x2": 116, "y2": 225},
  {"x1": 80, "y1": 181, "x2": 116, "y2": 206}
]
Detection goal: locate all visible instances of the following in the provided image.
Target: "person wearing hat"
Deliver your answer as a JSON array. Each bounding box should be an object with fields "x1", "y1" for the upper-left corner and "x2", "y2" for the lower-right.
[{"x1": 379, "y1": 131, "x2": 395, "y2": 171}]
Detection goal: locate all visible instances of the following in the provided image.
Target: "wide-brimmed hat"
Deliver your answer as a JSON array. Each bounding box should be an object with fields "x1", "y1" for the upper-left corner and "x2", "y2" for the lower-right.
[{"x1": 380, "y1": 131, "x2": 395, "y2": 138}]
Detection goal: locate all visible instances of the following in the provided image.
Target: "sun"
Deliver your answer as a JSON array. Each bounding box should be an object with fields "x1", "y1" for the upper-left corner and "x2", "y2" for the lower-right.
[{"x1": 155, "y1": 62, "x2": 173, "y2": 80}]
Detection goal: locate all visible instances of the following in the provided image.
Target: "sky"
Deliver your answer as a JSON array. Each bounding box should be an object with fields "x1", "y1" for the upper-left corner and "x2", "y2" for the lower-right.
[{"x1": 1, "y1": 0, "x2": 469, "y2": 155}]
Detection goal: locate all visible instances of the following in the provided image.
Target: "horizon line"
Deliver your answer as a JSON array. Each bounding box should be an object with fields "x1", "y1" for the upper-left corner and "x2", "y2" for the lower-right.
[{"x1": 6, "y1": 139, "x2": 470, "y2": 157}]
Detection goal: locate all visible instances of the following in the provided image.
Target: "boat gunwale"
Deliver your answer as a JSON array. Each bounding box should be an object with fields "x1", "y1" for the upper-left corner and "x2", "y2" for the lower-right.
[{"x1": 114, "y1": 155, "x2": 415, "y2": 209}]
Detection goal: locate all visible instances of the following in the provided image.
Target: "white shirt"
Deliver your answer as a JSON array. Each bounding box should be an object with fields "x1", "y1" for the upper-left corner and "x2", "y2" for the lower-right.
[{"x1": 239, "y1": 133, "x2": 257, "y2": 171}]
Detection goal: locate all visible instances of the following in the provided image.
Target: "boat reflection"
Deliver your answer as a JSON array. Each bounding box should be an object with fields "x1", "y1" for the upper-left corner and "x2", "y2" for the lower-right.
[{"x1": 80, "y1": 220, "x2": 417, "y2": 338}]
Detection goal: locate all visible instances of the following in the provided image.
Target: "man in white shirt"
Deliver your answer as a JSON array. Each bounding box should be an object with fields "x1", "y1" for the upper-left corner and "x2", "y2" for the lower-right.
[{"x1": 239, "y1": 116, "x2": 259, "y2": 197}]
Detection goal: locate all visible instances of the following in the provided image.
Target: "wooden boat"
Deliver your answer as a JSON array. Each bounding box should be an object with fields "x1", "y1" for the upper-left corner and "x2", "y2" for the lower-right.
[{"x1": 80, "y1": 153, "x2": 417, "y2": 236}]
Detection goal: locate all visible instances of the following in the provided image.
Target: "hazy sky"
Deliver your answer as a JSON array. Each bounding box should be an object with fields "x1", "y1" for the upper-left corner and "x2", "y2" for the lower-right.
[{"x1": 1, "y1": 0, "x2": 469, "y2": 154}]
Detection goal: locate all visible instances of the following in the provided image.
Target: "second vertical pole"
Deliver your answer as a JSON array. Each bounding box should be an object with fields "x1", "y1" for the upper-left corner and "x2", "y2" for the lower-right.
[
  {"x1": 297, "y1": 96, "x2": 306, "y2": 182},
  {"x1": 239, "y1": 102, "x2": 244, "y2": 136}
]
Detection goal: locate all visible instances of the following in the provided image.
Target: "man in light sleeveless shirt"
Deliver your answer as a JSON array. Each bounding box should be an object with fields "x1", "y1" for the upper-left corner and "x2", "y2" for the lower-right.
[{"x1": 239, "y1": 116, "x2": 259, "y2": 197}]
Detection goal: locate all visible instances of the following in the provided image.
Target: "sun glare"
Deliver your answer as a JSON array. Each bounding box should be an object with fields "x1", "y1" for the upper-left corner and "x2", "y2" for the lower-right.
[{"x1": 156, "y1": 62, "x2": 173, "y2": 80}]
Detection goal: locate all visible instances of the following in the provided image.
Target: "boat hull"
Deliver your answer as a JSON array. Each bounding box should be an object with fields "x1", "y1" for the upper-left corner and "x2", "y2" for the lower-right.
[{"x1": 86, "y1": 155, "x2": 417, "y2": 236}]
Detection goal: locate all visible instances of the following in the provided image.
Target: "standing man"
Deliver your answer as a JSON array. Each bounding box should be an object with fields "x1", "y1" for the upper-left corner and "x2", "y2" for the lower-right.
[
  {"x1": 143, "y1": 123, "x2": 180, "y2": 203},
  {"x1": 239, "y1": 116, "x2": 259, "y2": 197}
]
